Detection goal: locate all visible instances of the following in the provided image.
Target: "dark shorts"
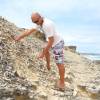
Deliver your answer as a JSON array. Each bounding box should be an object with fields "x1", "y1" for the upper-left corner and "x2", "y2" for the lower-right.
[{"x1": 52, "y1": 40, "x2": 64, "y2": 64}]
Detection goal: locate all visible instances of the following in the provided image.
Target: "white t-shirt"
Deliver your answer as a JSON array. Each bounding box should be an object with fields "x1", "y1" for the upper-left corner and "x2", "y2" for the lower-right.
[{"x1": 36, "y1": 18, "x2": 63, "y2": 47}]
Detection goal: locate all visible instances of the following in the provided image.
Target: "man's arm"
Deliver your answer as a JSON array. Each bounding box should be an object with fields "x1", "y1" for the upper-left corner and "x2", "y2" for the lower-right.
[
  {"x1": 44, "y1": 36, "x2": 54, "y2": 53},
  {"x1": 14, "y1": 28, "x2": 37, "y2": 41},
  {"x1": 38, "y1": 36, "x2": 54, "y2": 58}
]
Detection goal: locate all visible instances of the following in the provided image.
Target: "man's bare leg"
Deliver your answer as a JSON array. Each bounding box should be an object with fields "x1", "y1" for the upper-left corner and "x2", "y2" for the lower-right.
[
  {"x1": 44, "y1": 51, "x2": 51, "y2": 70},
  {"x1": 56, "y1": 63, "x2": 65, "y2": 89}
]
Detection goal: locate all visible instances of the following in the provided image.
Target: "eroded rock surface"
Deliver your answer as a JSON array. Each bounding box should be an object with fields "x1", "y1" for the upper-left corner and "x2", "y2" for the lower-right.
[{"x1": 0, "y1": 16, "x2": 100, "y2": 100}]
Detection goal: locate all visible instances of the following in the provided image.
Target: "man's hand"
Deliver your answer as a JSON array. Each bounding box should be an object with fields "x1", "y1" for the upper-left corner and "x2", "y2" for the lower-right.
[
  {"x1": 13, "y1": 35, "x2": 20, "y2": 41},
  {"x1": 13, "y1": 28, "x2": 37, "y2": 41},
  {"x1": 37, "y1": 37, "x2": 54, "y2": 59},
  {"x1": 37, "y1": 51, "x2": 44, "y2": 59}
]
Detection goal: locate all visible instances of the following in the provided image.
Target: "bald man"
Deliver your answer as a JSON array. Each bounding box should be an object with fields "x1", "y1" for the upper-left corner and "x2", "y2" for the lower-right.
[{"x1": 14, "y1": 12, "x2": 65, "y2": 90}]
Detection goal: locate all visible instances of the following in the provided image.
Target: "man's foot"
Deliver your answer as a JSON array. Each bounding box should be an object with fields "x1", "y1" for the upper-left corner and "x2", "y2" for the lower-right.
[{"x1": 55, "y1": 80, "x2": 65, "y2": 91}]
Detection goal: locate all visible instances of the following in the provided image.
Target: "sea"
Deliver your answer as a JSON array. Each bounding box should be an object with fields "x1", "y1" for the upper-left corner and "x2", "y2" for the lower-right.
[{"x1": 80, "y1": 53, "x2": 100, "y2": 61}]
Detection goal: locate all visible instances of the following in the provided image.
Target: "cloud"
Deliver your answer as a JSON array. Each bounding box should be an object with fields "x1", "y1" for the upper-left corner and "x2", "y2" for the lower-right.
[
  {"x1": 63, "y1": 28, "x2": 100, "y2": 42},
  {"x1": 0, "y1": 0, "x2": 100, "y2": 53}
]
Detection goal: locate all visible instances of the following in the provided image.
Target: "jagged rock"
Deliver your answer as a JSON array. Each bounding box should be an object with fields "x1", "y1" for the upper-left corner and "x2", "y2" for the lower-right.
[
  {"x1": 38, "y1": 91, "x2": 48, "y2": 99},
  {"x1": 0, "y1": 16, "x2": 100, "y2": 100},
  {"x1": 86, "y1": 85, "x2": 100, "y2": 95},
  {"x1": 77, "y1": 83, "x2": 89, "y2": 91}
]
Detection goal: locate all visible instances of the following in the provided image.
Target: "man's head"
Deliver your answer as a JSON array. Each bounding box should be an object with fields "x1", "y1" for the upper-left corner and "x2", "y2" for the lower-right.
[{"x1": 31, "y1": 12, "x2": 43, "y2": 25}]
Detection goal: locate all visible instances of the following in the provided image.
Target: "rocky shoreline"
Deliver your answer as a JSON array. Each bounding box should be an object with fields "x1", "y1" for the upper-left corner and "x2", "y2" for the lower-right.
[{"x1": 0, "y1": 16, "x2": 100, "y2": 100}]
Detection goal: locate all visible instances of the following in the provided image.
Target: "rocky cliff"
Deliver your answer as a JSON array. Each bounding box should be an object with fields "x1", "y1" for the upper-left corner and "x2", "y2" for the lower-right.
[{"x1": 0, "y1": 16, "x2": 100, "y2": 100}]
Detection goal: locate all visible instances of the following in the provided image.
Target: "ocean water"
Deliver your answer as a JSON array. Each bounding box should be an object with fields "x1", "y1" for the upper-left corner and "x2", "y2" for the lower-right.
[{"x1": 83, "y1": 55, "x2": 100, "y2": 61}]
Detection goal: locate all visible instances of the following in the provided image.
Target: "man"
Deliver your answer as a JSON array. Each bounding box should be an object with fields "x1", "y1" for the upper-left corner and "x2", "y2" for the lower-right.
[{"x1": 14, "y1": 12, "x2": 65, "y2": 90}]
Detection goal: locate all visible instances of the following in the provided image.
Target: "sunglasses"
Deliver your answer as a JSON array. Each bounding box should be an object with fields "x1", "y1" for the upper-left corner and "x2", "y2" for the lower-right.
[
  {"x1": 34, "y1": 20, "x2": 39, "y2": 23},
  {"x1": 33, "y1": 17, "x2": 40, "y2": 24}
]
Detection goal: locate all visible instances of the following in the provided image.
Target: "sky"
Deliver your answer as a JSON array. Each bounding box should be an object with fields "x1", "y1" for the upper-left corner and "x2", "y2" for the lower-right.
[{"x1": 0, "y1": 0, "x2": 100, "y2": 53}]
